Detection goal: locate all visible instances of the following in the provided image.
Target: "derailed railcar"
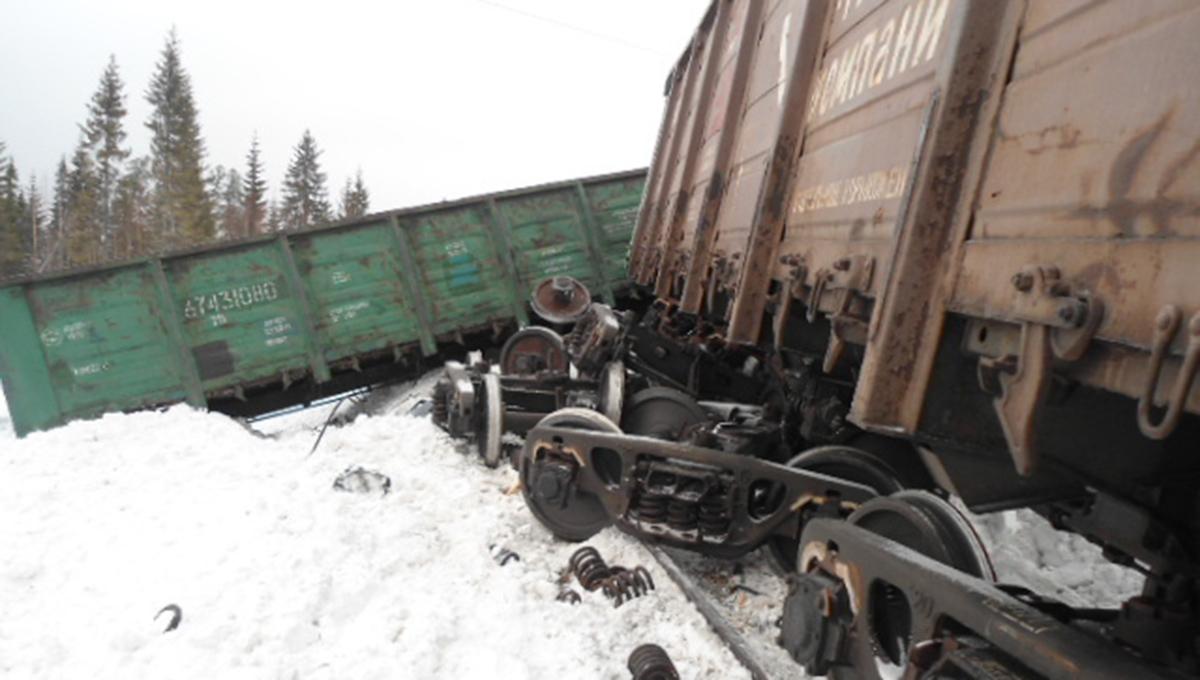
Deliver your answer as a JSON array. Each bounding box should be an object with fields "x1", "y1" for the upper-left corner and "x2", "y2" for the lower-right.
[
  {"x1": 0, "y1": 169, "x2": 645, "y2": 436},
  {"x1": 533, "y1": 1, "x2": 1200, "y2": 677}
]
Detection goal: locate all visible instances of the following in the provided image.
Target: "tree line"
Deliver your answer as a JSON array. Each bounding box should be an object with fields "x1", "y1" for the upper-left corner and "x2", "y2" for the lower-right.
[{"x1": 0, "y1": 30, "x2": 372, "y2": 280}]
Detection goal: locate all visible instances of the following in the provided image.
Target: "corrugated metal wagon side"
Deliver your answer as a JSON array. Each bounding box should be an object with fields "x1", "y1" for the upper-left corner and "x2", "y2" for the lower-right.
[{"x1": 0, "y1": 169, "x2": 645, "y2": 436}]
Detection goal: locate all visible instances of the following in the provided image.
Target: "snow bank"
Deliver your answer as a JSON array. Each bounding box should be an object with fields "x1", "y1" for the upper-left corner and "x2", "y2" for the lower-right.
[
  {"x1": 971, "y1": 508, "x2": 1143, "y2": 608},
  {"x1": 0, "y1": 387, "x2": 11, "y2": 440},
  {"x1": 0, "y1": 386, "x2": 749, "y2": 680}
]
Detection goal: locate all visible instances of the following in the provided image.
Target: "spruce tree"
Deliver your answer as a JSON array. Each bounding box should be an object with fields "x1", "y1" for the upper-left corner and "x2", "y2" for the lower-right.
[
  {"x1": 266, "y1": 197, "x2": 283, "y2": 233},
  {"x1": 218, "y1": 167, "x2": 246, "y2": 240},
  {"x1": 81, "y1": 55, "x2": 130, "y2": 258},
  {"x1": 25, "y1": 174, "x2": 46, "y2": 270},
  {"x1": 146, "y1": 29, "x2": 214, "y2": 249},
  {"x1": 338, "y1": 170, "x2": 370, "y2": 220},
  {"x1": 66, "y1": 140, "x2": 102, "y2": 265},
  {"x1": 46, "y1": 156, "x2": 70, "y2": 271},
  {"x1": 281, "y1": 130, "x2": 330, "y2": 231},
  {"x1": 242, "y1": 135, "x2": 267, "y2": 237},
  {"x1": 112, "y1": 158, "x2": 152, "y2": 259},
  {"x1": 0, "y1": 142, "x2": 28, "y2": 277}
]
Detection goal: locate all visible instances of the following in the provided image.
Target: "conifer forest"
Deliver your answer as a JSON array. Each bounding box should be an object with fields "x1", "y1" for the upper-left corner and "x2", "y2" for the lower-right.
[{"x1": 0, "y1": 30, "x2": 371, "y2": 280}]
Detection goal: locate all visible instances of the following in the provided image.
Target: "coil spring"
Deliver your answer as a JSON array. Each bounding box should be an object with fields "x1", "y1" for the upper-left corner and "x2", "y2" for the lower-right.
[
  {"x1": 569, "y1": 546, "x2": 613, "y2": 591},
  {"x1": 632, "y1": 494, "x2": 668, "y2": 523},
  {"x1": 602, "y1": 566, "x2": 655, "y2": 608},
  {"x1": 666, "y1": 499, "x2": 699, "y2": 532},
  {"x1": 627, "y1": 644, "x2": 679, "y2": 680},
  {"x1": 698, "y1": 493, "x2": 731, "y2": 536},
  {"x1": 489, "y1": 544, "x2": 520, "y2": 567},
  {"x1": 557, "y1": 588, "x2": 581, "y2": 605}
]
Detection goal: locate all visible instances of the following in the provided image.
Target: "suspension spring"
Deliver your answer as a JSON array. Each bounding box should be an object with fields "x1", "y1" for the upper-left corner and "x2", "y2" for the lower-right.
[
  {"x1": 627, "y1": 643, "x2": 679, "y2": 680},
  {"x1": 698, "y1": 493, "x2": 731, "y2": 536},
  {"x1": 569, "y1": 546, "x2": 613, "y2": 591},
  {"x1": 632, "y1": 494, "x2": 669, "y2": 523},
  {"x1": 603, "y1": 566, "x2": 656, "y2": 608},
  {"x1": 666, "y1": 499, "x2": 699, "y2": 532}
]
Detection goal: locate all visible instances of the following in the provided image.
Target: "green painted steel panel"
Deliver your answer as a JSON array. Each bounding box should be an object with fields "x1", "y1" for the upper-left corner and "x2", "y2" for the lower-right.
[
  {"x1": 22, "y1": 267, "x2": 189, "y2": 423},
  {"x1": 165, "y1": 244, "x2": 309, "y2": 389},
  {"x1": 583, "y1": 176, "x2": 645, "y2": 289},
  {"x1": 0, "y1": 287, "x2": 62, "y2": 434},
  {"x1": 291, "y1": 222, "x2": 424, "y2": 361},
  {"x1": 495, "y1": 188, "x2": 603, "y2": 296},
  {"x1": 400, "y1": 206, "x2": 512, "y2": 334},
  {"x1": 0, "y1": 169, "x2": 646, "y2": 436}
]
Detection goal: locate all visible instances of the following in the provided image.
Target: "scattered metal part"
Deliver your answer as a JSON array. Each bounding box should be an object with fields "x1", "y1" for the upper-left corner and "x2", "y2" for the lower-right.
[
  {"x1": 489, "y1": 544, "x2": 520, "y2": 567},
  {"x1": 499, "y1": 327, "x2": 569, "y2": 376},
  {"x1": 556, "y1": 588, "x2": 582, "y2": 605},
  {"x1": 627, "y1": 643, "x2": 680, "y2": 680},
  {"x1": 155, "y1": 604, "x2": 182, "y2": 633},
  {"x1": 531, "y1": 275, "x2": 592, "y2": 325},
  {"x1": 645, "y1": 544, "x2": 769, "y2": 680},
  {"x1": 569, "y1": 546, "x2": 613, "y2": 592},
  {"x1": 407, "y1": 398, "x2": 435, "y2": 418},
  {"x1": 332, "y1": 466, "x2": 392, "y2": 495},
  {"x1": 307, "y1": 395, "x2": 350, "y2": 457},
  {"x1": 602, "y1": 566, "x2": 656, "y2": 608},
  {"x1": 567, "y1": 546, "x2": 655, "y2": 608}
]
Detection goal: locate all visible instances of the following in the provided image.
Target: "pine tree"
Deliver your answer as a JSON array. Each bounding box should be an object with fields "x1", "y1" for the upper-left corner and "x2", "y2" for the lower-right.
[
  {"x1": 281, "y1": 130, "x2": 330, "y2": 231},
  {"x1": 338, "y1": 170, "x2": 370, "y2": 220},
  {"x1": 146, "y1": 29, "x2": 214, "y2": 249},
  {"x1": 242, "y1": 134, "x2": 267, "y2": 236},
  {"x1": 81, "y1": 55, "x2": 130, "y2": 258},
  {"x1": 112, "y1": 158, "x2": 152, "y2": 259}
]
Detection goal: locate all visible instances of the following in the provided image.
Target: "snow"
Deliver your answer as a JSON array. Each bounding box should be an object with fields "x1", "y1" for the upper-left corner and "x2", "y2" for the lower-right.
[
  {"x1": 0, "y1": 379, "x2": 749, "y2": 680},
  {"x1": 0, "y1": 378, "x2": 1143, "y2": 679}
]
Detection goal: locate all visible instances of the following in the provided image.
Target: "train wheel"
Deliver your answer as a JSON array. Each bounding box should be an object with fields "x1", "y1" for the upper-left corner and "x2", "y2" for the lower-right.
[
  {"x1": 520, "y1": 408, "x2": 619, "y2": 542},
  {"x1": 785, "y1": 491, "x2": 994, "y2": 678},
  {"x1": 767, "y1": 446, "x2": 910, "y2": 573},
  {"x1": 599, "y1": 360, "x2": 626, "y2": 425},
  {"x1": 620, "y1": 386, "x2": 707, "y2": 440},
  {"x1": 479, "y1": 373, "x2": 504, "y2": 468},
  {"x1": 498, "y1": 327, "x2": 569, "y2": 376}
]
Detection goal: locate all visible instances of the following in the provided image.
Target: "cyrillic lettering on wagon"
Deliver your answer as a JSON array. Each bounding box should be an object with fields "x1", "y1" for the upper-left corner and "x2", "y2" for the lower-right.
[{"x1": 809, "y1": 0, "x2": 949, "y2": 119}]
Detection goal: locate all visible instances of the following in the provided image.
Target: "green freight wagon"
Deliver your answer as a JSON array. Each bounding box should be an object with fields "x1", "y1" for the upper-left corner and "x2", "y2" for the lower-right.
[{"x1": 0, "y1": 169, "x2": 646, "y2": 436}]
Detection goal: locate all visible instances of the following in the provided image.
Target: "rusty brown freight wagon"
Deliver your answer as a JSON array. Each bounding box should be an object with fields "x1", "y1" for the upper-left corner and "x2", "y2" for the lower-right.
[{"x1": 614, "y1": 0, "x2": 1200, "y2": 676}]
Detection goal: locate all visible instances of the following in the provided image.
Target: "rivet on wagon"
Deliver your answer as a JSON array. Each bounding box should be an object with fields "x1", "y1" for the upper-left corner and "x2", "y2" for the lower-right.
[
  {"x1": 1011, "y1": 272, "x2": 1034, "y2": 292},
  {"x1": 1057, "y1": 305, "x2": 1076, "y2": 323}
]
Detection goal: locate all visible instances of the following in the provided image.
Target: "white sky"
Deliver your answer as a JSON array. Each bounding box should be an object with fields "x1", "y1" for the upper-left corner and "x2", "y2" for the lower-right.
[{"x1": 0, "y1": 0, "x2": 708, "y2": 210}]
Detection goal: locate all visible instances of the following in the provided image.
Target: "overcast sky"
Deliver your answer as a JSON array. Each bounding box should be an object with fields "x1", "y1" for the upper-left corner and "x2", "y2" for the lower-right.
[{"x1": 0, "y1": 0, "x2": 708, "y2": 210}]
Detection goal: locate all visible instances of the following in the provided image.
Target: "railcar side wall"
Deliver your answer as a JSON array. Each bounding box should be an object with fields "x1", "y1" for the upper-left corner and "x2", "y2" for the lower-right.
[{"x1": 0, "y1": 170, "x2": 645, "y2": 436}]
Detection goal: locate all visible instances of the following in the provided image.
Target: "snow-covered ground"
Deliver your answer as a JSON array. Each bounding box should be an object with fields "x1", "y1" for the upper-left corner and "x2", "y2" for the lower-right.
[
  {"x1": 0, "y1": 379, "x2": 1143, "y2": 680},
  {"x1": 0, "y1": 380, "x2": 750, "y2": 680}
]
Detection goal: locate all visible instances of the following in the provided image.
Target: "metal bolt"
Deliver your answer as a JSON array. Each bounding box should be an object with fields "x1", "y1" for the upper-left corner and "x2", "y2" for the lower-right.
[
  {"x1": 1058, "y1": 305, "x2": 1076, "y2": 323},
  {"x1": 536, "y1": 472, "x2": 563, "y2": 502},
  {"x1": 833, "y1": 258, "x2": 851, "y2": 271},
  {"x1": 1011, "y1": 272, "x2": 1034, "y2": 292}
]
